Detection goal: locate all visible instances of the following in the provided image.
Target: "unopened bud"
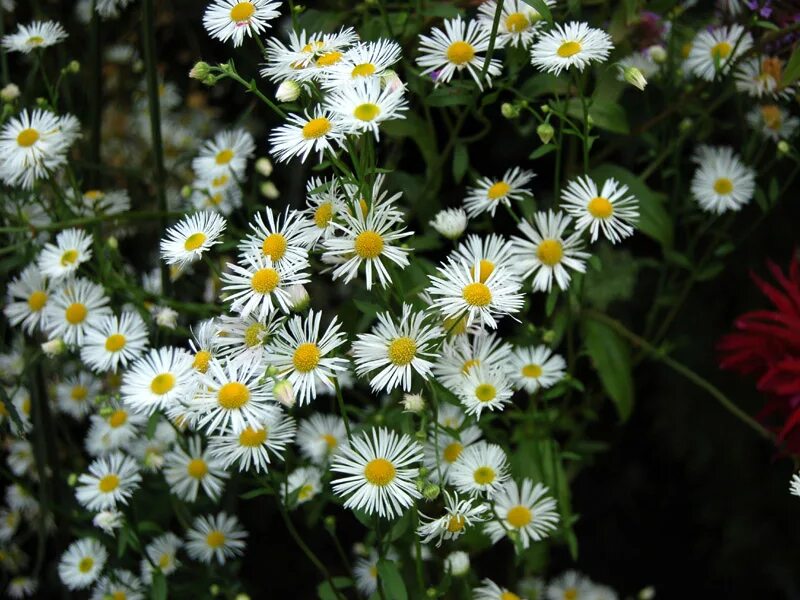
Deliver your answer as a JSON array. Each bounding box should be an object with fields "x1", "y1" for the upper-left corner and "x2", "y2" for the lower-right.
[
  {"x1": 273, "y1": 380, "x2": 295, "y2": 408},
  {"x1": 181, "y1": 185, "x2": 192, "y2": 199},
  {"x1": 67, "y1": 473, "x2": 78, "y2": 487},
  {"x1": 209, "y1": 585, "x2": 220, "y2": 596},
  {"x1": 107, "y1": 236, "x2": 118, "y2": 250},
  {"x1": 255, "y1": 157, "x2": 273, "y2": 177},
  {"x1": 649, "y1": 45, "x2": 667, "y2": 64},
  {"x1": 41, "y1": 339, "x2": 65, "y2": 357},
  {"x1": 445, "y1": 551, "x2": 470, "y2": 577},
  {"x1": 541, "y1": 329, "x2": 555, "y2": 344},
  {"x1": 778, "y1": 140, "x2": 790, "y2": 155},
  {"x1": 67, "y1": 60, "x2": 80, "y2": 74},
  {"x1": 679, "y1": 117, "x2": 693, "y2": 133},
  {"x1": 288, "y1": 284, "x2": 310, "y2": 312},
  {"x1": 189, "y1": 61, "x2": 212, "y2": 81},
  {"x1": 537, "y1": 122, "x2": 555, "y2": 144},
  {"x1": 276, "y1": 80, "x2": 301, "y2": 102},
  {"x1": 0, "y1": 83, "x2": 20, "y2": 102},
  {"x1": 622, "y1": 65, "x2": 647, "y2": 91},
  {"x1": 501, "y1": 102, "x2": 520, "y2": 119},
  {"x1": 260, "y1": 181, "x2": 279, "y2": 200},
  {"x1": 401, "y1": 393, "x2": 425, "y2": 413},
  {"x1": 638, "y1": 587, "x2": 656, "y2": 600},
  {"x1": 154, "y1": 306, "x2": 178, "y2": 329},
  {"x1": 324, "y1": 515, "x2": 336, "y2": 530},
  {"x1": 540, "y1": 104, "x2": 550, "y2": 113},
  {"x1": 426, "y1": 589, "x2": 437, "y2": 598},
  {"x1": 235, "y1": 595, "x2": 251, "y2": 600},
  {"x1": 422, "y1": 483, "x2": 440, "y2": 500},
  {"x1": 93, "y1": 510, "x2": 123, "y2": 534}
]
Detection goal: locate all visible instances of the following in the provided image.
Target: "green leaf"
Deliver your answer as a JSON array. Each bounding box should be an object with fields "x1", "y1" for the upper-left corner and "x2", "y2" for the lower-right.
[
  {"x1": 529, "y1": 143, "x2": 556, "y2": 160},
  {"x1": 318, "y1": 578, "x2": 353, "y2": 600},
  {"x1": 0, "y1": 386, "x2": 24, "y2": 435},
  {"x1": 520, "y1": 0, "x2": 553, "y2": 23},
  {"x1": 588, "y1": 99, "x2": 630, "y2": 134},
  {"x1": 452, "y1": 143, "x2": 469, "y2": 183},
  {"x1": 239, "y1": 487, "x2": 272, "y2": 500},
  {"x1": 425, "y1": 86, "x2": 474, "y2": 107},
  {"x1": 581, "y1": 317, "x2": 634, "y2": 421},
  {"x1": 421, "y1": 2, "x2": 461, "y2": 18},
  {"x1": 784, "y1": 45, "x2": 800, "y2": 86},
  {"x1": 377, "y1": 559, "x2": 408, "y2": 600}
]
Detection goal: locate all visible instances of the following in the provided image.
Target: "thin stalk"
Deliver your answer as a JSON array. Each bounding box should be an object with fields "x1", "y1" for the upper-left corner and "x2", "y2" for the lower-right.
[
  {"x1": 480, "y1": 0, "x2": 504, "y2": 81},
  {"x1": 333, "y1": 376, "x2": 353, "y2": 442},
  {"x1": 88, "y1": 0, "x2": 102, "y2": 177},
  {"x1": 375, "y1": 516, "x2": 388, "y2": 600}
]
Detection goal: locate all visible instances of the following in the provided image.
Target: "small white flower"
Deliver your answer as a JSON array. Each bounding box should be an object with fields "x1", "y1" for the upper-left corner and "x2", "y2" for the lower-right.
[
  {"x1": 531, "y1": 21, "x2": 613, "y2": 76},
  {"x1": 282, "y1": 466, "x2": 323, "y2": 505},
  {"x1": 2, "y1": 20, "x2": 68, "y2": 54},
  {"x1": 92, "y1": 510, "x2": 123, "y2": 535},
  {"x1": 457, "y1": 365, "x2": 514, "y2": 419},
  {"x1": 121, "y1": 347, "x2": 195, "y2": 416},
  {"x1": 296, "y1": 413, "x2": 347, "y2": 465},
  {"x1": 3, "y1": 264, "x2": 52, "y2": 334},
  {"x1": 510, "y1": 345, "x2": 566, "y2": 393},
  {"x1": 324, "y1": 77, "x2": 408, "y2": 140},
  {"x1": 430, "y1": 208, "x2": 468, "y2": 240},
  {"x1": 58, "y1": 538, "x2": 107, "y2": 590},
  {"x1": 417, "y1": 490, "x2": 489, "y2": 546},
  {"x1": 450, "y1": 441, "x2": 509, "y2": 497},
  {"x1": 207, "y1": 409, "x2": 296, "y2": 473},
  {"x1": 478, "y1": 0, "x2": 554, "y2": 49},
  {"x1": 464, "y1": 167, "x2": 536, "y2": 219},
  {"x1": 269, "y1": 108, "x2": 345, "y2": 164},
  {"x1": 37, "y1": 228, "x2": 93, "y2": 280},
  {"x1": 81, "y1": 311, "x2": 149, "y2": 374},
  {"x1": 192, "y1": 128, "x2": 255, "y2": 179},
  {"x1": 160, "y1": 211, "x2": 227, "y2": 269},
  {"x1": 203, "y1": 0, "x2": 281, "y2": 48},
  {"x1": 43, "y1": 278, "x2": 112, "y2": 347},
  {"x1": 484, "y1": 479, "x2": 560, "y2": 549},
  {"x1": 685, "y1": 25, "x2": 752, "y2": 81},
  {"x1": 690, "y1": 145, "x2": 756, "y2": 214},
  {"x1": 164, "y1": 436, "x2": 229, "y2": 502},
  {"x1": 185, "y1": 512, "x2": 247, "y2": 565},
  {"x1": 75, "y1": 452, "x2": 142, "y2": 511},
  {"x1": 561, "y1": 175, "x2": 638, "y2": 244},
  {"x1": 445, "y1": 551, "x2": 470, "y2": 576}
]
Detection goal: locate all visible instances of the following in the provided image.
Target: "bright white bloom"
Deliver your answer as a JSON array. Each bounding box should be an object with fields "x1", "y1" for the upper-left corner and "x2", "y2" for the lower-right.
[
  {"x1": 511, "y1": 211, "x2": 590, "y2": 292},
  {"x1": 416, "y1": 17, "x2": 502, "y2": 90},
  {"x1": 207, "y1": 410, "x2": 296, "y2": 472},
  {"x1": 95, "y1": 0, "x2": 136, "y2": 18},
  {"x1": 2, "y1": 20, "x2": 67, "y2": 53},
  {"x1": 203, "y1": 0, "x2": 280, "y2": 48},
  {"x1": 164, "y1": 436, "x2": 229, "y2": 502},
  {"x1": 303, "y1": 176, "x2": 346, "y2": 246},
  {"x1": 531, "y1": 21, "x2": 613, "y2": 76},
  {"x1": 185, "y1": 512, "x2": 247, "y2": 565},
  {"x1": 433, "y1": 331, "x2": 512, "y2": 392},
  {"x1": 321, "y1": 39, "x2": 403, "y2": 89},
  {"x1": 214, "y1": 313, "x2": 282, "y2": 366},
  {"x1": 90, "y1": 570, "x2": 143, "y2": 600},
  {"x1": 296, "y1": 413, "x2": 347, "y2": 465},
  {"x1": 269, "y1": 108, "x2": 345, "y2": 164},
  {"x1": 510, "y1": 345, "x2": 566, "y2": 393},
  {"x1": 92, "y1": 510, "x2": 124, "y2": 535},
  {"x1": 465, "y1": 167, "x2": 535, "y2": 218},
  {"x1": 352, "y1": 304, "x2": 442, "y2": 393},
  {"x1": 6, "y1": 440, "x2": 34, "y2": 477},
  {"x1": 690, "y1": 146, "x2": 756, "y2": 214},
  {"x1": 474, "y1": 578, "x2": 526, "y2": 600},
  {"x1": 188, "y1": 318, "x2": 222, "y2": 374},
  {"x1": 331, "y1": 427, "x2": 424, "y2": 519},
  {"x1": 401, "y1": 392, "x2": 426, "y2": 413},
  {"x1": 81, "y1": 311, "x2": 149, "y2": 374},
  {"x1": 354, "y1": 551, "x2": 381, "y2": 596},
  {"x1": 192, "y1": 128, "x2": 255, "y2": 179},
  {"x1": 423, "y1": 424, "x2": 482, "y2": 484},
  {"x1": 685, "y1": 25, "x2": 753, "y2": 81},
  {"x1": 153, "y1": 306, "x2": 178, "y2": 329},
  {"x1": 430, "y1": 208, "x2": 468, "y2": 240},
  {"x1": 260, "y1": 27, "x2": 360, "y2": 83},
  {"x1": 76, "y1": 452, "x2": 142, "y2": 511},
  {"x1": 735, "y1": 56, "x2": 795, "y2": 99},
  {"x1": 128, "y1": 421, "x2": 177, "y2": 472},
  {"x1": 790, "y1": 473, "x2": 800, "y2": 498},
  {"x1": 450, "y1": 441, "x2": 509, "y2": 497},
  {"x1": 142, "y1": 533, "x2": 182, "y2": 581},
  {"x1": 283, "y1": 466, "x2": 323, "y2": 505},
  {"x1": 545, "y1": 571, "x2": 593, "y2": 600},
  {"x1": 37, "y1": 228, "x2": 93, "y2": 280},
  {"x1": 160, "y1": 212, "x2": 226, "y2": 269},
  {"x1": 84, "y1": 402, "x2": 146, "y2": 456},
  {"x1": 458, "y1": 365, "x2": 514, "y2": 419},
  {"x1": 238, "y1": 207, "x2": 312, "y2": 267},
  {"x1": 58, "y1": 538, "x2": 107, "y2": 590},
  {"x1": 55, "y1": 372, "x2": 100, "y2": 419},
  {"x1": 324, "y1": 77, "x2": 408, "y2": 140},
  {"x1": 485, "y1": 479, "x2": 560, "y2": 549},
  {"x1": 43, "y1": 278, "x2": 112, "y2": 346},
  {"x1": 746, "y1": 104, "x2": 800, "y2": 142},
  {"x1": 3, "y1": 264, "x2": 52, "y2": 334},
  {"x1": 478, "y1": 0, "x2": 554, "y2": 49},
  {"x1": 417, "y1": 490, "x2": 489, "y2": 546},
  {"x1": 121, "y1": 347, "x2": 195, "y2": 416},
  {"x1": 561, "y1": 176, "x2": 638, "y2": 243}
]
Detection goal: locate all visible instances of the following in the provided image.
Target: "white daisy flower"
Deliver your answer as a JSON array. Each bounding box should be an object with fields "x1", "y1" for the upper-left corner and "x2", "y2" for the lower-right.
[
  {"x1": 453, "y1": 233, "x2": 518, "y2": 284},
  {"x1": 208, "y1": 411, "x2": 296, "y2": 472},
  {"x1": 3, "y1": 264, "x2": 52, "y2": 334},
  {"x1": 474, "y1": 578, "x2": 525, "y2": 600},
  {"x1": 55, "y1": 372, "x2": 100, "y2": 419},
  {"x1": 73, "y1": 188, "x2": 131, "y2": 216},
  {"x1": 430, "y1": 208, "x2": 468, "y2": 240},
  {"x1": 790, "y1": 473, "x2": 800, "y2": 498},
  {"x1": 58, "y1": 538, "x2": 107, "y2": 590},
  {"x1": 9, "y1": 387, "x2": 32, "y2": 433},
  {"x1": 187, "y1": 318, "x2": 221, "y2": 375},
  {"x1": 141, "y1": 533, "x2": 182, "y2": 582},
  {"x1": 331, "y1": 427, "x2": 424, "y2": 519},
  {"x1": 511, "y1": 210, "x2": 590, "y2": 292},
  {"x1": 545, "y1": 571, "x2": 593, "y2": 600},
  {"x1": 128, "y1": 420, "x2": 178, "y2": 472},
  {"x1": 685, "y1": 25, "x2": 752, "y2": 81},
  {"x1": 264, "y1": 310, "x2": 348, "y2": 405},
  {"x1": 478, "y1": 0, "x2": 554, "y2": 49},
  {"x1": 214, "y1": 313, "x2": 282, "y2": 367},
  {"x1": 353, "y1": 551, "x2": 381, "y2": 596},
  {"x1": 260, "y1": 27, "x2": 360, "y2": 83},
  {"x1": 735, "y1": 56, "x2": 794, "y2": 99},
  {"x1": 0, "y1": 508, "x2": 21, "y2": 542},
  {"x1": 560, "y1": 175, "x2": 638, "y2": 243},
  {"x1": 6, "y1": 483, "x2": 38, "y2": 516},
  {"x1": 8, "y1": 575, "x2": 37, "y2": 598},
  {"x1": 416, "y1": 16, "x2": 503, "y2": 90},
  {"x1": 85, "y1": 402, "x2": 147, "y2": 456},
  {"x1": 75, "y1": 452, "x2": 142, "y2": 511},
  {"x1": 450, "y1": 441, "x2": 510, "y2": 497},
  {"x1": 485, "y1": 479, "x2": 560, "y2": 549},
  {"x1": 510, "y1": 345, "x2": 566, "y2": 393},
  {"x1": 464, "y1": 167, "x2": 535, "y2": 219},
  {"x1": 320, "y1": 39, "x2": 403, "y2": 89},
  {"x1": 352, "y1": 303, "x2": 442, "y2": 393},
  {"x1": 427, "y1": 258, "x2": 524, "y2": 330},
  {"x1": 43, "y1": 278, "x2": 112, "y2": 347},
  {"x1": 324, "y1": 77, "x2": 408, "y2": 140},
  {"x1": 746, "y1": 104, "x2": 800, "y2": 142},
  {"x1": 160, "y1": 212, "x2": 227, "y2": 269},
  {"x1": 164, "y1": 436, "x2": 228, "y2": 502},
  {"x1": 95, "y1": 0, "x2": 136, "y2": 19},
  {"x1": 0, "y1": 109, "x2": 80, "y2": 189},
  {"x1": 283, "y1": 466, "x2": 323, "y2": 506},
  {"x1": 202, "y1": 0, "x2": 281, "y2": 47},
  {"x1": 6, "y1": 439, "x2": 34, "y2": 477},
  {"x1": 37, "y1": 228, "x2": 93, "y2": 280},
  {"x1": 121, "y1": 347, "x2": 195, "y2": 416},
  {"x1": 238, "y1": 207, "x2": 312, "y2": 267},
  {"x1": 689, "y1": 145, "x2": 755, "y2": 214},
  {"x1": 269, "y1": 108, "x2": 345, "y2": 164},
  {"x1": 192, "y1": 128, "x2": 255, "y2": 179},
  {"x1": 296, "y1": 413, "x2": 347, "y2": 465},
  {"x1": 458, "y1": 365, "x2": 514, "y2": 419},
  {"x1": 417, "y1": 490, "x2": 489, "y2": 546},
  {"x1": 90, "y1": 570, "x2": 143, "y2": 600},
  {"x1": 322, "y1": 201, "x2": 412, "y2": 290},
  {"x1": 531, "y1": 21, "x2": 613, "y2": 76},
  {"x1": 302, "y1": 176, "x2": 346, "y2": 246},
  {"x1": 185, "y1": 512, "x2": 247, "y2": 565},
  {"x1": 423, "y1": 424, "x2": 483, "y2": 484},
  {"x1": 433, "y1": 331, "x2": 512, "y2": 391},
  {"x1": 81, "y1": 311, "x2": 149, "y2": 374},
  {"x1": 191, "y1": 173, "x2": 244, "y2": 215},
  {"x1": 1, "y1": 20, "x2": 68, "y2": 53}
]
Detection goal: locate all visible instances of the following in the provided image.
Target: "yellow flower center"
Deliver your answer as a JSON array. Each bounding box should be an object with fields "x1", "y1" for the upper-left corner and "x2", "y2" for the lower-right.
[
  {"x1": 184, "y1": 232, "x2": 206, "y2": 251},
  {"x1": 387, "y1": 337, "x2": 417, "y2": 366},
  {"x1": 536, "y1": 239, "x2": 563, "y2": 266},
  {"x1": 108, "y1": 409, "x2": 128, "y2": 428},
  {"x1": 351, "y1": 62, "x2": 376, "y2": 77},
  {"x1": 314, "y1": 202, "x2": 333, "y2": 228},
  {"x1": 27, "y1": 35, "x2": 45, "y2": 46},
  {"x1": 564, "y1": 588, "x2": 578, "y2": 600},
  {"x1": 507, "y1": 505, "x2": 532, "y2": 528},
  {"x1": 229, "y1": 1, "x2": 254, "y2": 21},
  {"x1": 505, "y1": 12, "x2": 529, "y2": 33},
  {"x1": 446, "y1": 41, "x2": 475, "y2": 65},
  {"x1": 462, "y1": 358, "x2": 480, "y2": 374},
  {"x1": 298, "y1": 484, "x2": 315, "y2": 501},
  {"x1": 218, "y1": 382, "x2": 250, "y2": 409},
  {"x1": 65, "y1": 302, "x2": 88, "y2": 325},
  {"x1": 193, "y1": 350, "x2": 211, "y2": 373},
  {"x1": 444, "y1": 314, "x2": 468, "y2": 336},
  {"x1": 354, "y1": 230, "x2": 384, "y2": 259},
  {"x1": 475, "y1": 383, "x2": 497, "y2": 403},
  {"x1": 711, "y1": 41, "x2": 732, "y2": 60},
  {"x1": 209, "y1": 193, "x2": 223, "y2": 205},
  {"x1": 158, "y1": 553, "x2": 171, "y2": 569},
  {"x1": 212, "y1": 174, "x2": 229, "y2": 188},
  {"x1": 293, "y1": 342, "x2": 321, "y2": 372},
  {"x1": 761, "y1": 57, "x2": 782, "y2": 80},
  {"x1": 557, "y1": 41, "x2": 582, "y2": 58},
  {"x1": 84, "y1": 189, "x2": 104, "y2": 201},
  {"x1": 261, "y1": 233, "x2": 287, "y2": 261},
  {"x1": 316, "y1": 51, "x2": 343, "y2": 67},
  {"x1": 713, "y1": 177, "x2": 734, "y2": 195},
  {"x1": 61, "y1": 249, "x2": 79, "y2": 266},
  {"x1": 239, "y1": 427, "x2": 267, "y2": 447},
  {"x1": 250, "y1": 267, "x2": 280, "y2": 294},
  {"x1": 363, "y1": 458, "x2": 396, "y2": 486},
  {"x1": 443, "y1": 442, "x2": 463, "y2": 463},
  {"x1": 244, "y1": 322, "x2": 264, "y2": 347},
  {"x1": 501, "y1": 593, "x2": 522, "y2": 600},
  {"x1": 215, "y1": 148, "x2": 235, "y2": 165},
  {"x1": 473, "y1": 259, "x2": 495, "y2": 283},
  {"x1": 206, "y1": 530, "x2": 226, "y2": 548},
  {"x1": 21, "y1": 398, "x2": 30, "y2": 415},
  {"x1": 473, "y1": 466, "x2": 495, "y2": 485},
  {"x1": 78, "y1": 557, "x2": 94, "y2": 573},
  {"x1": 187, "y1": 458, "x2": 208, "y2": 479},
  {"x1": 353, "y1": 103, "x2": 381, "y2": 122},
  {"x1": 27, "y1": 290, "x2": 47, "y2": 311},
  {"x1": 761, "y1": 104, "x2": 782, "y2": 130},
  {"x1": 587, "y1": 196, "x2": 613, "y2": 219},
  {"x1": 105, "y1": 334, "x2": 126, "y2": 352},
  {"x1": 112, "y1": 592, "x2": 127, "y2": 600},
  {"x1": 16, "y1": 128, "x2": 39, "y2": 147},
  {"x1": 70, "y1": 385, "x2": 88, "y2": 401},
  {"x1": 150, "y1": 373, "x2": 175, "y2": 395},
  {"x1": 462, "y1": 282, "x2": 492, "y2": 307},
  {"x1": 522, "y1": 364, "x2": 542, "y2": 378},
  {"x1": 322, "y1": 433, "x2": 338, "y2": 449},
  {"x1": 446, "y1": 515, "x2": 466, "y2": 533},
  {"x1": 302, "y1": 117, "x2": 332, "y2": 140},
  {"x1": 487, "y1": 181, "x2": 511, "y2": 200},
  {"x1": 98, "y1": 474, "x2": 120, "y2": 493}
]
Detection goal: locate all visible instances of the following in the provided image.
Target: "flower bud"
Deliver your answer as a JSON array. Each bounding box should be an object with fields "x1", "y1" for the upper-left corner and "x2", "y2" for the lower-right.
[
  {"x1": 255, "y1": 157, "x2": 273, "y2": 177},
  {"x1": 445, "y1": 551, "x2": 470, "y2": 577},
  {"x1": 537, "y1": 122, "x2": 555, "y2": 144},
  {"x1": 638, "y1": 587, "x2": 656, "y2": 600},
  {"x1": 107, "y1": 236, "x2": 118, "y2": 250},
  {"x1": 429, "y1": 208, "x2": 467, "y2": 240},
  {"x1": 288, "y1": 284, "x2": 310, "y2": 312},
  {"x1": 93, "y1": 510, "x2": 123, "y2": 534},
  {"x1": 235, "y1": 595, "x2": 251, "y2": 600},
  {"x1": 501, "y1": 102, "x2": 520, "y2": 119},
  {"x1": 622, "y1": 65, "x2": 648, "y2": 91},
  {"x1": 422, "y1": 483, "x2": 440, "y2": 500},
  {"x1": 541, "y1": 329, "x2": 555, "y2": 344},
  {"x1": 154, "y1": 306, "x2": 178, "y2": 329},
  {"x1": 324, "y1": 516, "x2": 336, "y2": 530},
  {"x1": 67, "y1": 60, "x2": 81, "y2": 74},
  {"x1": 189, "y1": 61, "x2": 212, "y2": 81},
  {"x1": 0, "y1": 83, "x2": 20, "y2": 102},
  {"x1": 649, "y1": 45, "x2": 667, "y2": 64},
  {"x1": 778, "y1": 140, "x2": 790, "y2": 155},
  {"x1": 678, "y1": 117, "x2": 693, "y2": 133},
  {"x1": 209, "y1": 585, "x2": 220, "y2": 596},
  {"x1": 401, "y1": 393, "x2": 425, "y2": 413},
  {"x1": 426, "y1": 589, "x2": 438, "y2": 598},
  {"x1": 276, "y1": 80, "x2": 301, "y2": 102},
  {"x1": 41, "y1": 339, "x2": 65, "y2": 357},
  {"x1": 260, "y1": 181, "x2": 280, "y2": 200},
  {"x1": 273, "y1": 380, "x2": 295, "y2": 408},
  {"x1": 67, "y1": 473, "x2": 78, "y2": 487}
]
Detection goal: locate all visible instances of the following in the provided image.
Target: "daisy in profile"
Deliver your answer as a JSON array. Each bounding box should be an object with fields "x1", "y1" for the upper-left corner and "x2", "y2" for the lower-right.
[
  {"x1": 417, "y1": 490, "x2": 489, "y2": 546},
  {"x1": 160, "y1": 212, "x2": 227, "y2": 269},
  {"x1": 690, "y1": 145, "x2": 755, "y2": 214},
  {"x1": 510, "y1": 345, "x2": 566, "y2": 393},
  {"x1": 283, "y1": 466, "x2": 323, "y2": 506},
  {"x1": 331, "y1": 427, "x2": 424, "y2": 519},
  {"x1": 43, "y1": 278, "x2": 111, "y2": 347},
  {"x1": 485, "y1": 479, "x2": 560, "y2": 549},
  {"x1": 561, "y1": 175, "x2": 639, "y2": 243},
  {"x1": 221, "y1": 251, "x2": 310, "y2": 321},
  {"x1": 192, "y1": 129, "x2": 255, "y2": 179},
  {"x1": 264, "y1": 310, "x2": 348, "y2": 404},
  {"x1": 450, "y1": 441, "x2": 509, "y2": 497},
  {"x1": 302, "y1": 176, "x2": 346, "y2": 246},
  {"x1": 190, "y1": 357, "x2": 278, "y2": 434},
  {"x1": 0, "y1": 109, "x2": 80, "y2": 189},
  {"x1": 685, "y1": 25, "x2": 752, "y2": 81},
  {"x1": 458, "y1": 365, "x2": 514, "y2": 418},
  {"x1": 1, "y1": 20, "x2": 68, "y2": 53},
  {"x1": 735, "y1": 56, "x2": 794, "y2": 99},
  {"x1": 474, "y1": 578, "x2": 525, "y2": 600},
  {"x1": 269, "y1": 108, "x2": 345, "y2": 164},
  {"x1": 353, "y1": 550, "x2": 382, "y2": 596},
  {"x1": 464, "y1": 167, "x2": 535, "y2": 218},
  {"x1": 427, "y1": 258, "x2": 524, "y2": 330},
  {"x1": 207, "y1": 410, "x2": 296, "y2": 472},
  {"x1": 81, "y1": 311, "x2": 149, "y2": 374},
  {"x1": 203, "y1": 0, "x2": 280, "y2": 47},
  {"x1": 164, "y1": 436, "x2": 228, "y2": 502},
  {"x1": 453, "y1": 234, "x2": 518, "y2": 284},
  {"x1": 141, "y1": 533, "x2": 182, "y2": 582},
  {"x1": 188, "y1": 318, "x2": 221, "y2": 374},
  {"x1": 58, "y1": 538, "x2": 107, "y2": 590},
  {"x1": 324, "y1": 77, "x2": 408, "y2": 140},
  {"x1": 531, "y1": 21, "x2": 613, "y2": 76},
  {"x1": 121, "y1": 347, "x2": 194, "y2": 416},
  {"x1": 478, "y1": 0, "x2": 553, "y2": 49},
  {"x1": 433, "y1": 331, "x2": 512, "y2": 391},
  {"x1": 511, "y1": 210, "x2": 589, "y2": 292},
  {"x1": 261, "y1": 27, "x2": 360, "y2": 83},
  {"x1": 3, "y1": 264, "x2": 52, "y2": 334},
  {"x1": 545, "y1": 571, "x2": 592, "y2": 600},
  {"x1": 430, "y1": 207, "x2": 468, "y2": 240},
  {"x1": 423, "y1": 424, "x2": 483, "y2": 484},
  {"x1": 75, "y1": 452, "x2": 142, "y2": 511},
  {"x1": 91, "y1": 570, "x2": 143, "y2": 600},
  {"x1": 322, "y1": 201, "x2": 412, "y2": 290},
  {"x1": 790, "y1": 473, "x2": 800, "y2": 498},
  {"x1": 238, "y1": 207, "x2": 312, "y2": 267},
  {"x1": 746, "y1": 104, "x2": 800, "y2": 142},
  {"x1": 185, "y1": 512, "x2": 247, "y2": 565},
  {"x1": 215, "y1": 313, "x2": 281, "y2": 366},
  {"x1": 321, "y1": 39, "x2": 403, "y2": 89},
  {"x1": 37, "y1": 228, "x2": 93, "y2": 280},
  {"x1": 417, "y1": 16, "x2": 502, "y2": 90},
  {"x1": 74, "y1": 188, "x2": 131, "y2": 216},
  {"x1": 296, "y1": 413, "x2": 347, "y2": 465},
  {"x1": 352, "y1": 304, "x2": 442, "y2": 393},
  {"x1": 55, "y1": 372, "x2": 100, "y2": 419}
]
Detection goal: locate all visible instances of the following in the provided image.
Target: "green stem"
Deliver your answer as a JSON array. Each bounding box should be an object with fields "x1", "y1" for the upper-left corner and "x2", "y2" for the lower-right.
[
  {"x1": 480, "y1": 0, "x2": 504, "y2": 82},
  {"x1": 333, "y1": 376, "x2": 353, "y2": 442},
  {"x1": 223, "y1": 63, "x2": 287, "y2": 119}
]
